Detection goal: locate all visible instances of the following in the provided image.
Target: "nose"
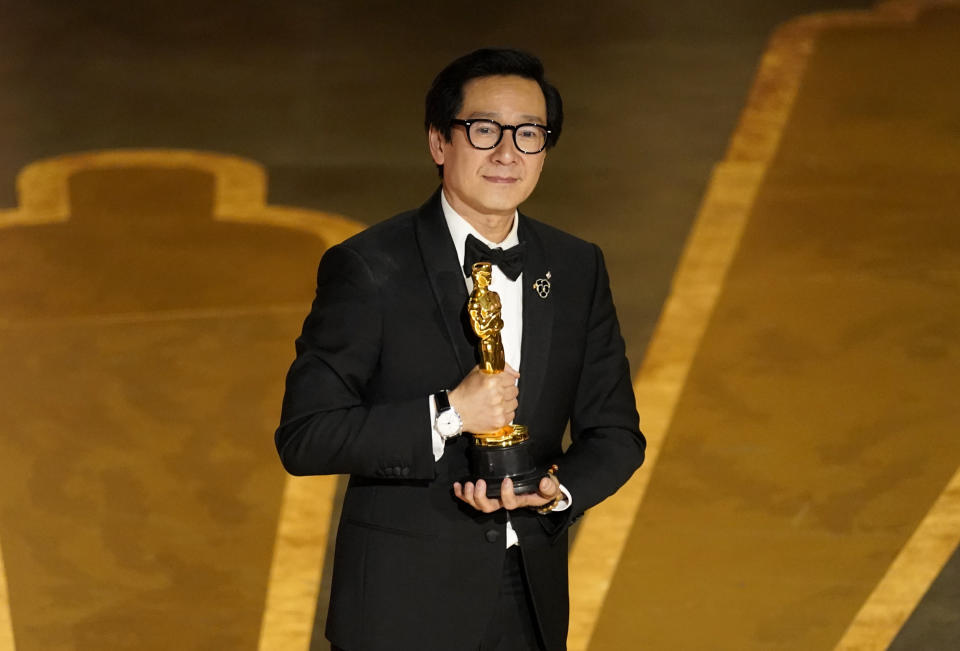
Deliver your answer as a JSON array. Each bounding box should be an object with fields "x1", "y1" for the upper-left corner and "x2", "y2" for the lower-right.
[{"x1": 491, "y1": 128, "x2": 520, "y2": 162}]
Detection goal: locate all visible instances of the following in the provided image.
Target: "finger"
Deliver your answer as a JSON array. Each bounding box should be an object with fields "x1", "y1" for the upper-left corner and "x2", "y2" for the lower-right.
[
  {"x1": 503, "y1": 364, "x2": 520, "y2": 379},
  {"x1": 494, "y1": 384, "x2": 517, "y2": 404},
  {"x1": 498, "y1": 387, "x2": 519, "y2": 405},
  {"x1": 453, "y1": 482, "x2": 463, "y2": 499},
  {"x1": 500, "y1": 478, "x2": 518, "y2": 510},
  {"x1": 516, "y1": 478, "x2": 560, "y2": 509},
  {"x1": 538, "y1": 475, "x2": 560, "y2": 499},
  {"x1": 498, "y1": 375, "x2": 520, "y2": 391},
  {"x1": 458, "y1": 481, "x2": 478, "y2": 509},
  {"x1": 517, "y1": 490, "x2": 551, "y2": 509},
  {"x1": 473, "y1": 479, "x2": 491, "y2": 511},
  {"x1": 473, "y1": 479, "x2": 501, "y2": 513}
]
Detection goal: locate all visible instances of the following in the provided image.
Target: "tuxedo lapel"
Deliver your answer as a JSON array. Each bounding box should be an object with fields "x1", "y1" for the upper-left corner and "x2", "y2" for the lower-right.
[
  {"x1": 414, "y1": 189, "x2": 474, "y2": 377},
  {"x1": 517, "y1": 217, "x2": 553, "y2": 425}
]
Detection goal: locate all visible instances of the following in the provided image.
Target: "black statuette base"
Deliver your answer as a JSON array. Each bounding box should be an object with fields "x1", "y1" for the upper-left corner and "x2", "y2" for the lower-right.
[{"x1": 468, "y1": 438, "x2": 542, "y2": 497}]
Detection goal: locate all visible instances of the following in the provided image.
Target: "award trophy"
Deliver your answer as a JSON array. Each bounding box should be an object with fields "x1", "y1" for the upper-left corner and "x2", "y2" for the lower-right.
[{"x1": 466, "y1": 262, "x2": 542, "y2": 496}]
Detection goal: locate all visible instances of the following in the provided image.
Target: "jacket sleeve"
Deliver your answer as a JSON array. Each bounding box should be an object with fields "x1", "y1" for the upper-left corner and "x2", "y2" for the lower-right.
[
  {"x1": 274, "y1": 243, "x2": 436, "y2": 480},
  {"x1": 545, "y1": 244, "x2": 646, "y2": 533}
]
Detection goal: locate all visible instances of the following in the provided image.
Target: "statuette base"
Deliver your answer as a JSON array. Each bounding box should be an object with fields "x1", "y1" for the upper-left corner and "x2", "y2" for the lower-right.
[{"x1": 468, "y1": 432, "x2": 542, "y2": 497}]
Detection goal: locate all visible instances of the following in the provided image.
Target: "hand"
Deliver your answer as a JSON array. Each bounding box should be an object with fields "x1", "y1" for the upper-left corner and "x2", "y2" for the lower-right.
[
  {"x1": 453, "y1": 475, "x2": 561, "y2": 513},
  {"x1": 448, "y1": 364, "x2": 519, "y2": 434}
]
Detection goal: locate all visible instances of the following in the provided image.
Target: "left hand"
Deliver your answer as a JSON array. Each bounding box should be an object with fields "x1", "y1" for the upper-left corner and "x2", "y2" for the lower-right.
[{"x1": 453, "y1": 475, "x2": 560, "y2": 513}]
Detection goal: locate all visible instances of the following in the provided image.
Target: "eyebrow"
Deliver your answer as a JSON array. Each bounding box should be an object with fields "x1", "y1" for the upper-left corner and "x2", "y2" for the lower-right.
[{"x1": 466, "y1": 111, "x2": 547, "y2": 124}]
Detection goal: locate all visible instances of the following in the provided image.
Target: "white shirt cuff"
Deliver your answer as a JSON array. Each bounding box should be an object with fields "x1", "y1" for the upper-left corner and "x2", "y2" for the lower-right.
[
  {"x1": 553, "y1": 483, "x2": 572, "y2": 512},
  {"x1": 428, "y1": 395, "x2": 445, "y2": 461}
]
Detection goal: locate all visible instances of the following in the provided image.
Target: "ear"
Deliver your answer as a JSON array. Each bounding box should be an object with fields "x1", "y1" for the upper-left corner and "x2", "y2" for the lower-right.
[{"x1": 428, "y1": 126, "x2": 446, "y2": 166}]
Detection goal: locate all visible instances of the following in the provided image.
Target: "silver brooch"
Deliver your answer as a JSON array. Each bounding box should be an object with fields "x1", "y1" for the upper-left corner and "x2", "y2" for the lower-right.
[{"x1": 533, "y1": 271, "x2": 551, "y2": 299}]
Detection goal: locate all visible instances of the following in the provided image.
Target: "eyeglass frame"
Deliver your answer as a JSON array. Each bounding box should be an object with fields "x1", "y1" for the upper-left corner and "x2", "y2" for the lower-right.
[{"x1": 449, "y1": 118, "x2": 552, "y2": 154}]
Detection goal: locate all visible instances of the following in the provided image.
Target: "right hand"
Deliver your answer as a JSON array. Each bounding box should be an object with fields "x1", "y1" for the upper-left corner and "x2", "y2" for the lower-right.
[{"x1": 448, "y1": 364, "x2": 519, "y2": 434}]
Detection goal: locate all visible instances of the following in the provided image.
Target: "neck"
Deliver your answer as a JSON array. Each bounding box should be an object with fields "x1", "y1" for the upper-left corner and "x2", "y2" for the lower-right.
[{"x1": 465, "y1": 215, "x2": 513, "y2": 244}]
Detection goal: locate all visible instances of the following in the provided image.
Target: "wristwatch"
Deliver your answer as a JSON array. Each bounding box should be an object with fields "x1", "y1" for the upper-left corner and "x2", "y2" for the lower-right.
[{"x1": 433, "y1": 390, "x2": 463, "y2": 440}]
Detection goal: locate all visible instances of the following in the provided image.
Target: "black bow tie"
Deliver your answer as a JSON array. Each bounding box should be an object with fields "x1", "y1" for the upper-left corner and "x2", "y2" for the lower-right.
[{"x1": 463, "y1": 234, "x2": 525, "y2": 281}]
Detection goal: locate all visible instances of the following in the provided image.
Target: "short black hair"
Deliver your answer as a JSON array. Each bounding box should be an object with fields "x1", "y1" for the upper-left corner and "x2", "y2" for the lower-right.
[{"x1": 424, "y1": 48, "x2": 563, "y2": 174}]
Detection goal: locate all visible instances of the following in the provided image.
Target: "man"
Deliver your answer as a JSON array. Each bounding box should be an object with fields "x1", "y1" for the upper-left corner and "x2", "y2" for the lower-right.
[{"x1": 276, "y1": 48, "x2": 645, "y2": 651}]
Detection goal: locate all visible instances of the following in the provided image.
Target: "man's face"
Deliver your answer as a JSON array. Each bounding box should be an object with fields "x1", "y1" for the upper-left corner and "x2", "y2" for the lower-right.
[{"x1": 429, "y1": 75, "x2": 548, "y2": 224}]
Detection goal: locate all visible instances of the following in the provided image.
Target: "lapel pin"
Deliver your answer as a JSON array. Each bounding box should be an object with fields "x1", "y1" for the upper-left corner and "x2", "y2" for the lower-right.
[{"x1": 533, "y1": 271, "x2": 551, "y2": 299}]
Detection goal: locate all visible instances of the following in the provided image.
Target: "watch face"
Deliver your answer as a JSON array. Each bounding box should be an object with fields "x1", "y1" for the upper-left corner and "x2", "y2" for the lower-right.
[{"x1": 437, "y1": 410, "x2": 460, "y2": 437}]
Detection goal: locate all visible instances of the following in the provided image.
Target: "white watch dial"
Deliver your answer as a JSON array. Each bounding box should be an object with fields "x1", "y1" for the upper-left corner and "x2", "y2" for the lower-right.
[{"x1": 436, "y1": 409, "x2": 461, "y2": 439}]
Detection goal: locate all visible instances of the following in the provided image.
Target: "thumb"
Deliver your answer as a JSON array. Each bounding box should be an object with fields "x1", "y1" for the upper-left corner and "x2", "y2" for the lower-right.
[{"x1": 539, "y1": 476, "x2": 558, "y2": 497}]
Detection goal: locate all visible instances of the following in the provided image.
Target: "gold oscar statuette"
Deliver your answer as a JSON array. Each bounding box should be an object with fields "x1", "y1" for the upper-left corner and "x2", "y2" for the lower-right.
[{"x1": 466, "y1": 262, "x2": 541, "y2": 496}]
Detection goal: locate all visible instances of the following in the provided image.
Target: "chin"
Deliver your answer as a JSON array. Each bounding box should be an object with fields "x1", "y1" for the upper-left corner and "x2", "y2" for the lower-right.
[
  {"x1": 483, "y1": 188, "x2": 532, "y2": 213},
  {"x1": 478, "y1": 199, "x2": 523, "y2": 217}
]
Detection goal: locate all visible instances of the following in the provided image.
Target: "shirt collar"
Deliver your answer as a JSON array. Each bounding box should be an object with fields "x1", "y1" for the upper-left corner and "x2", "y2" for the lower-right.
[{"x1": 440, "y1": 189, "x2": 520, "y2": 274}]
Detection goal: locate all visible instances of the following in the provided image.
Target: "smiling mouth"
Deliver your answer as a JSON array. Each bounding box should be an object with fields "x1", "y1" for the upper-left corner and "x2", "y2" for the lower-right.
[{"x1": 483, "y1": 175, "x2": 519, "y2": 183}]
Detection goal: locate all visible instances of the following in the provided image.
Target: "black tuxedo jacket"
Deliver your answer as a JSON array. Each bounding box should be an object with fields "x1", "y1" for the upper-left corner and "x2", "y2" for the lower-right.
[{"x1": 276, "y1": 189, "x2": 644, "y2": 651}]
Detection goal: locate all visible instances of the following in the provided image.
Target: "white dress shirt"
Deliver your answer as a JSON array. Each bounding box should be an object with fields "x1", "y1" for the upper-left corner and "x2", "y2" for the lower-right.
[{"x1": 429, "y1": 190, "x2": 570, "y2": 547}]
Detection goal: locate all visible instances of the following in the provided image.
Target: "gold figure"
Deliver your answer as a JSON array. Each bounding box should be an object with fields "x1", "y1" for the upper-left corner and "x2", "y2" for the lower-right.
[
  {"x1": 468, "y1": 262, "x2": 506, "y2": 373},
  {"x1": 467, "y1": 262, "x2": 529, "y2": 447}
]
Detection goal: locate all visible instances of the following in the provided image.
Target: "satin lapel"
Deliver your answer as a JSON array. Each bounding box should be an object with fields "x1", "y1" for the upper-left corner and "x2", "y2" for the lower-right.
[
  {"x1": 414, "y1": 188, "x2": 474, "y2": 377},
  {"x1": 516, "y1": 216, "x2": 553, "y2": 424}
]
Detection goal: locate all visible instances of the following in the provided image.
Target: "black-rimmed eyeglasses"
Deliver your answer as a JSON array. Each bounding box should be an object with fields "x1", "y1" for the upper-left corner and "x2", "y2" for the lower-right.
[{"x1": 450, "y1": 119, "x2": 551, "y2": 154}]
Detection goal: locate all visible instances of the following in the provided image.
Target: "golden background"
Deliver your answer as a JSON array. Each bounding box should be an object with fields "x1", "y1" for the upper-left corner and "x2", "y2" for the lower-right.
[{"x1": 1, "y1": 1, "x2": 959, "y2": 649}]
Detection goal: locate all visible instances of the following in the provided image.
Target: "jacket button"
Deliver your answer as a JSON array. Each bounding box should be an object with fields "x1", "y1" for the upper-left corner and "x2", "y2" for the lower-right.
[{"x1": 484, "y1": 529, "x2": 500, "y2": 543}]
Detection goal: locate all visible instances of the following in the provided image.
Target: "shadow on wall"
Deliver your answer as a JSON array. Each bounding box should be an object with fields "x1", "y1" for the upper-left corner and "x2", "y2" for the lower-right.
[{"x1": 0, "y1": 150, "x2": 359, "y2": 650}]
